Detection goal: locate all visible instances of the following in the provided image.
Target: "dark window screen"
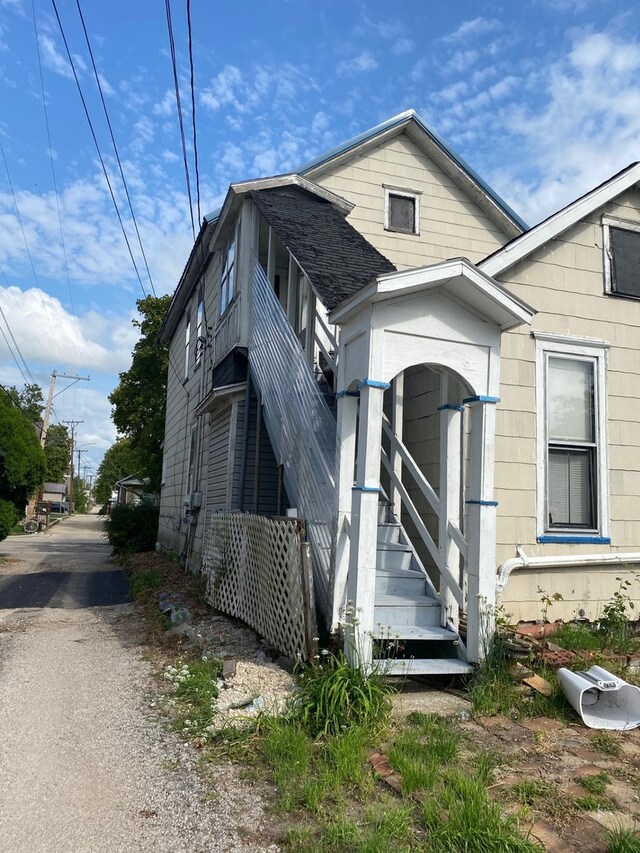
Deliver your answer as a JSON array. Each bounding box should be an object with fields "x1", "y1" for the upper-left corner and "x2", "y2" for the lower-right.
[
  {"x1": 388, "y1": 194, "x2": 415, "y2": 233},
  {"x1": 610, "y1": 227, "x2": 640, "y2": 298}
]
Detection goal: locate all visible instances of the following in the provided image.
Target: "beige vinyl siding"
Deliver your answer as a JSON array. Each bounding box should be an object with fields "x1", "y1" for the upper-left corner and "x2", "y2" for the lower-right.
[
  {"x1": 495, "y1": 189, "x2": 640, "y2": 621},
  {"x1": 313, "y1": 133, "x2": 509, "y2": 268}
]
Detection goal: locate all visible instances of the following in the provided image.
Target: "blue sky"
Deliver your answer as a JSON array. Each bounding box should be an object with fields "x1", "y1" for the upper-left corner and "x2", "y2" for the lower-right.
[{"x1": 1, "y1": 0, "x2": 640, "y2": 474}]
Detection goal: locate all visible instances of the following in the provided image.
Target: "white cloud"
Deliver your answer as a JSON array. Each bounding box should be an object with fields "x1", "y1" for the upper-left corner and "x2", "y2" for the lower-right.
[
  {"x1": 444, "y1": 50, "x2": 479, "y2": 75},
  {"x1": 392, "y1": 38, "x2": 414, "y2": 55},
  {"x1": 445, "y1": 18, "x2": 500, "y2": 42},
  {"x1": 495, "y1": 32, "x2": 640, "y2": 224},
  {"x1": 153, "y1": 89, "x2": 175, "y2": 117},
  {"x1": 200, "y1": 64, "x2": 244, "y2": 111},
  {"x1": 337, "y1": 52, "x2": 378, "y2": 76},
  {"x1": 38, "y1": 33, "x2": 73, "y2": 79},
  {"x1": 0, "y1": 285, "x2": 137, "y2": 373}
]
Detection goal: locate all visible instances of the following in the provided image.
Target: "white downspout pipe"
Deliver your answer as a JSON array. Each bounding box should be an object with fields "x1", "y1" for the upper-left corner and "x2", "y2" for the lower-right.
[{"x1": 496, "y1": 546, "x2": 640, "y2": 599}]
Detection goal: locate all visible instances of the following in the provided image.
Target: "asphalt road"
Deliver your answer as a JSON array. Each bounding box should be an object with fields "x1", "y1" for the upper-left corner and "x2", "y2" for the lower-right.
[{"x1": 0, "y1": 513, "x2": 128, "y2": 610}]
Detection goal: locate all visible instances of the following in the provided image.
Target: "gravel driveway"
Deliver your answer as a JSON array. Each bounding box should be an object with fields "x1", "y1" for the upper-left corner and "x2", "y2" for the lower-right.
[{"x1": 0, "y1": 515, "x2": 279, "y2": 853}]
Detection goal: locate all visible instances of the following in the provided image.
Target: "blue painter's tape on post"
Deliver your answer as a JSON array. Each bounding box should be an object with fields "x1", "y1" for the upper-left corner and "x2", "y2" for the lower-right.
[
  {"x1": 462, "y1": 395, "x2": 500, "y2": 405},
  {"x1": 537, "y1": 535, "x2": 612, "y2": 545},
  {"x1": 335, "y1": 390, "x2": 360, "y2": 399},
  {"x1": 437, "y1": 403, "x2": 465, "y2": 412},
  {"x1": 357, "y1": 379, "x2": 391, "y2": 390},
  {"x1": 352, "y1": 485, "x2": 382, "y2": 493},
  {"x1": 465, "y1": 499, "x2": 499, "y2": 506}
]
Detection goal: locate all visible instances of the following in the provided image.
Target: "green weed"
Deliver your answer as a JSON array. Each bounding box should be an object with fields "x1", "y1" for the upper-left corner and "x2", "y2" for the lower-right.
[
  {"x1": 606, "y1": 827, "x2": 640, "y2": 853},
  {"x1": 589, "y1": 731, "x2": 621, "y2": 756},
  {"x1": 574, "y1": 794, "x2": 614, "y2": 811},
  {"x1": 129, "y1": 568, "x2": 162, "y2": 599},
  {"x1": 288, "y1": 651, "x2": 391, "y2": 737},
  {"x1": 422, "y1": 770, "x2": 543, "y2": 853},
  {"x1": 579, "y1": 771, "x2": 610, "y2": 795}
]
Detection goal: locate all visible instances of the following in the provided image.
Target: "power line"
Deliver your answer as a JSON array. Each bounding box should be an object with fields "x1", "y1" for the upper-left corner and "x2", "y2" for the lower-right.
[
  {"x1": 0, "y1": 321, "x2": 30, "y2": 386},
  {"x1": 165, "y1": 0, "x2": 196, "y2": 241},
  {"x1": 32, "y1": 0, "x2": 87, "y2": 373},
  {"x1": 73, "y1": 0, "x2": 157, "y2": 297},
  {"x1": 50, "y1": 0, "x2": 148, "y2": 298},
  {"x1": 0, "y1": 302, "x2": 37, "y2": 386},
  {"x1": 186, "y1": 0, "x2": 201, "y2": 226},
  {"x1": 1, "y1": 270, "x2": 49, "y2": 363}
]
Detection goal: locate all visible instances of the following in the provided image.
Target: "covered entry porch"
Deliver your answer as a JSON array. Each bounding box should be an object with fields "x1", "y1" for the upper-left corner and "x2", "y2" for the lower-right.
[{"x1": 329, "y1": 259, "x2": 534, "y2": 668}]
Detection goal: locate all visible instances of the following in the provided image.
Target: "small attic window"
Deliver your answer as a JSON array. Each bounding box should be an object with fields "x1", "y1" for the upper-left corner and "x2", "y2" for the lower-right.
[
  {"x1": 603, "y1": 215, "x2": 640, "y2": 299},
  {"x1": 384, "y1": 185, "x2": 420, "y2": 235}
]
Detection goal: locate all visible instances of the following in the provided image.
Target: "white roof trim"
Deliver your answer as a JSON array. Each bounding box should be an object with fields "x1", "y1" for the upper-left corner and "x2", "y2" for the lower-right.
[
  {"x1": 329, "y1": 258, "x2": 535, "y2": 331},
  {"x1": 195, "y1": 382, "x2": 247, "y2": 416},
  {"x1": 480, "y1": 163, "x2": 640, "y2": 277},
  {"x1": 230, "y1": 174, "x2": 354, "y2": 214}
]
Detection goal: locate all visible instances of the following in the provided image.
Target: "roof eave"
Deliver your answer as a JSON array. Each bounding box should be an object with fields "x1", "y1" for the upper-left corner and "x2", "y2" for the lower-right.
[{"x1": 480, "y1": 162, "x2": 640, "y2": 278}]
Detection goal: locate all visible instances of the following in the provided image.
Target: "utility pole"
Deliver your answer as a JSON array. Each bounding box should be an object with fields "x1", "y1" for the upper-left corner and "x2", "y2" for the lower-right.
[
  {"x1": 40, "y1": 371, "x2": 90, "y2": 447},
  {"x1": 64, "y1": 420, "x2": 83, "y2": 512}
]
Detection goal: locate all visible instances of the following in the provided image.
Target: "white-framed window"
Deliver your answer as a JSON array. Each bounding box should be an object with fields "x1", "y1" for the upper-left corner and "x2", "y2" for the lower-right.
[
  {"x1": 194, "y1": 298, "x2": 204, "y2": 368},
  {"x1": 183, "y1": 313, "x2": 191, "y2": 380},
  {"x1": 534, "y1": 332, "x2": 610, "y2": 541},
  {"x1": 220, "y1": 219, "x2": 240, "y2": 314},
  {"x1": 383, "y1": 184, "x2": 421, "y2": 235},
  {"x1": 603, "y1": 215, "x2": 640, "y2": 300}
]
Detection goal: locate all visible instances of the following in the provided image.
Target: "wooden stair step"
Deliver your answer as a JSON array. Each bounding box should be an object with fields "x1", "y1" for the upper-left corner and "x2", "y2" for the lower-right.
[
  {"x1": 374, "y1": 595, "x2": 439, "y2": 608},
  {"x1": 383, "y1": 658, "x2": 474, "y2": 676},
  {"x1": 374, "y1": 624, "x2": 458, "y2": 641}
]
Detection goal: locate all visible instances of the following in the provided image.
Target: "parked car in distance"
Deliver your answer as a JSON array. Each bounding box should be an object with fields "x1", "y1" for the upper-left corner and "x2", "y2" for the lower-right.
[{"x1": 48, "y1": 502, "x2": 69, "y2": 514}]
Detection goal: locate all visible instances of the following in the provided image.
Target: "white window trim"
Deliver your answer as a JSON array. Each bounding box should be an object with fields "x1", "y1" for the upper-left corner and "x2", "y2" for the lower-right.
[
  {"x1": 383, "y1": 184, "x2": 421, "y2": 235},
  {"x1": 194, "y1": 298, "x2": 204, "y2": 368},
  {"x1": 183, "y1": 313, "x2": 191, "y2": 381},
  {"x1": 220, "y1": 219, "x2": 240, "y2": 315},
  {"x1": 534, "y1": 332, "x2": 610, "y2": 540},
  {"x1": 602, "y1": 214, "x2": 640, "y2": 298}
]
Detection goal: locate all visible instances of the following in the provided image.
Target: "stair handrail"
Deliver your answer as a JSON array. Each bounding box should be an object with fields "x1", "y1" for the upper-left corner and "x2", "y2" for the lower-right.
[{"x1": 248, "y1": 258, "x2": 337, "y2": 620}]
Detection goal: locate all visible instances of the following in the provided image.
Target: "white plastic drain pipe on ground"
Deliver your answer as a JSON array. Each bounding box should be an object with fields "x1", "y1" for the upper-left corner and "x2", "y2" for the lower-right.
[{"x1": 557, "y1": 666, "x2": 640, "y2": 730}]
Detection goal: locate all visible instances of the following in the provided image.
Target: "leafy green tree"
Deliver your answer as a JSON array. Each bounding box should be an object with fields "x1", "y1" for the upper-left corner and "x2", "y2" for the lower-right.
[
  {"x1": 109, "y1": 295, "x2": 171, "y2": 491},
  {"x1": 7, "y1": 383, "x2": 45, "y2": 424},
  {"x1": 94, "y1": 438, "x2": 140, "y2": 504},
  {"x1": 71, "y1": 476, "x2": 89, "y2": 514},
  {"x1": 0, "y1": 391, "x2": 46, "y2": 538},
  {"x1": 44, "y1": 424, "x2": 71, "y2": 482}
]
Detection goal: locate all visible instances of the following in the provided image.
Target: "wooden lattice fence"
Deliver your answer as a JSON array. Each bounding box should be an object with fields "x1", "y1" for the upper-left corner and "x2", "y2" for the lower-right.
[{"x1": 203, "y1": 513, "x2": 317, "y2": 660}]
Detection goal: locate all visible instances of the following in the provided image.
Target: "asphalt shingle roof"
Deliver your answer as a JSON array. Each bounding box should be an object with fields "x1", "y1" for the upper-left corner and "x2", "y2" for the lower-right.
[{"x1": 249, "y1": 187, "x2": 396, "y2": 310}]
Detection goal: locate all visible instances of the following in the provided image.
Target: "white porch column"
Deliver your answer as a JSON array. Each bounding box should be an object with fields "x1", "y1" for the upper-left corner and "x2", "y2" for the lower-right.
[
  {"x1": 390, "y1": 372, "x2": 404, "y2": 521},
  {"x1": 346, "y1": 379, "x2": 388, "y2": 667},
  {"x1": 464, "y1": 395, "x2": 499, "y2": 663},
  {"x1": 331, "y1": 387, "x2": 359, "y2": 631},
  {"x1": 438, "y1": 394, "x2": 463, "y2": 632}
]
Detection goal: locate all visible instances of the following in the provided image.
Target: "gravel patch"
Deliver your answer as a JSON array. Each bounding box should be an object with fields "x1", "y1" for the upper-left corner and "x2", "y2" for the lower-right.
[{"x1": 0, "y1": 604, "x2": 280, "y2": 853}]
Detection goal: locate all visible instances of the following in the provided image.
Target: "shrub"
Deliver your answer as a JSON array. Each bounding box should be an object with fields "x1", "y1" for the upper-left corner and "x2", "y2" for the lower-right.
[
  {"x1": 0, "y1": 499, "x2": 18, "y2": 541},
  {"x1": 104, "y1": 501, "x2": 159, "y2": 553}
]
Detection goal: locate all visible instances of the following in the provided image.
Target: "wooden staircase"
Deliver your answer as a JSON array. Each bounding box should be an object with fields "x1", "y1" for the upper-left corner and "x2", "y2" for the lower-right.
[{"x1": 374, "y1": 505, "x2": 473, "y2": 676}]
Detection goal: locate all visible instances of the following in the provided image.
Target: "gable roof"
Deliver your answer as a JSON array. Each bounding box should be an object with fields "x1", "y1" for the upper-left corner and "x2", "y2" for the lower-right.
[
  {"x1": 480, "y1": 162, "x2": 640, "y2": 277},
  {"x1": 250, "y1": 186, "x2": 396, "y2": 310},
  {"x1": 299, "y1": 109, "x2": 528, "y2": 237}
]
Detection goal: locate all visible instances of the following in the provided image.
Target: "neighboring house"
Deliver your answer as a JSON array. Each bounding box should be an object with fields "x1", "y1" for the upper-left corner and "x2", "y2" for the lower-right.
[
  {"x1": 114, "y1": 474, "x2": 147, "y2": 505},
  {"x1": 41, "y1": 482, "x2": 67, "y2": 504},
  {"x1": 158, "y1": 109, "x2": 640, "y2": 674}
]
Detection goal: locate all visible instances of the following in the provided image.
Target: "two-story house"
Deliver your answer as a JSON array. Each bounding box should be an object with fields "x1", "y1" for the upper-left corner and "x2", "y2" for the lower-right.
[{"x1": 158, "y1": 110, "x2": 640, "y2": 674}]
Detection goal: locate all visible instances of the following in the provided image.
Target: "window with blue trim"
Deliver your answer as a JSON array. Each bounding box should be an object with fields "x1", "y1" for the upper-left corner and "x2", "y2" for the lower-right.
[{"x1": 535, "y1": 333, "x2": 609, "y2": 541}]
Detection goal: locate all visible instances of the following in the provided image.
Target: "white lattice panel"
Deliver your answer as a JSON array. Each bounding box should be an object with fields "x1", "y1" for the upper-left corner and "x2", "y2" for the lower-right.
[{"x1": 204, "y1": 512, "x2": 316, "y2": 660}]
